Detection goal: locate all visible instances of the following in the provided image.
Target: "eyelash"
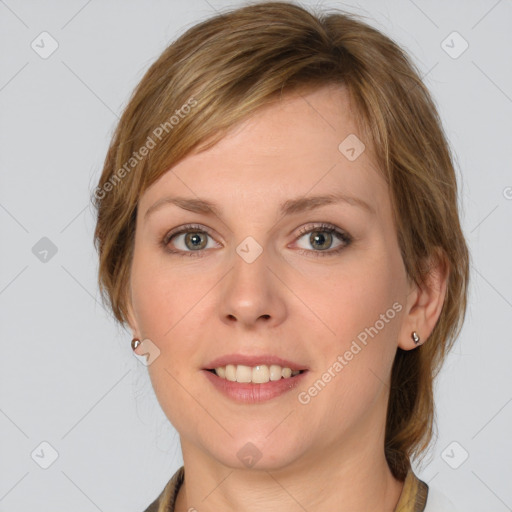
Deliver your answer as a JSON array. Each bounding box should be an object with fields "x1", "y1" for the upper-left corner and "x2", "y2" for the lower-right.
[{"x1": 160, "y1": 222, "x2": 352, "y2": 258}]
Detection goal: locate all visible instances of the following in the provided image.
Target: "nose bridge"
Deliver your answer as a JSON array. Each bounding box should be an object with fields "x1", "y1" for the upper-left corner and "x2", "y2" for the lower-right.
[
  {"x1": 230, "y1": 235, "x2": 273, "y2": 304},
  {"x1": 219, "y1": 234, "x2": 286, "y2": 326}
]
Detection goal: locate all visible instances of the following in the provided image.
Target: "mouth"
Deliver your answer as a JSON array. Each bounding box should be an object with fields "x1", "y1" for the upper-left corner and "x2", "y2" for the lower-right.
[
  {"x1": 203, "y1": 364, "x2": 309, "y2": 403},
  {"x1": 206, "y1": 364, "x2": 306, "y2": 384},
  {"x1": 202, "y1": 354, "x2": 309, "y2": 403}
]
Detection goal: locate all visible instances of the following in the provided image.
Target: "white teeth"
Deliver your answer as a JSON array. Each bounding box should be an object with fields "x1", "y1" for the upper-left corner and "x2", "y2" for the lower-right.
[
  {"x1": 225, "y1": 364, "x2": 237, "y2": 382},
  {"x1": 252, "y1": 365, "x2": 269, "y2": 384},
  {"x1": 236, "y1": 365, "x2": 252, "y2": 383},
  {"x1": 269, "y1": 364, "x2": 282, "y2": 381},
  {"x1": 213, "y1": 364, "x2": 302, "y2": 383}
]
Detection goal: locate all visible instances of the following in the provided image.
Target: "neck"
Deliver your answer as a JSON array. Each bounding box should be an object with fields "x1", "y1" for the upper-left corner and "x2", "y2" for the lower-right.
[{"x1": 174, "y1": 417, "x2": 404, "y2": 511}]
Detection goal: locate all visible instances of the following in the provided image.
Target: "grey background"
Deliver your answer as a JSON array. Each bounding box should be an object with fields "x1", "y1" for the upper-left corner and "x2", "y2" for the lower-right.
[{"x1": 1, "y1": 0, "x2": 511, "y2": 510}]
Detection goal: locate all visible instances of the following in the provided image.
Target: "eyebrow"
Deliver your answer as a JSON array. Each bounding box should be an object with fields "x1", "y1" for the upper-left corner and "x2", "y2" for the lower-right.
[{"x1": 144, "y1": 192, "x2": 375, "y2": 221}]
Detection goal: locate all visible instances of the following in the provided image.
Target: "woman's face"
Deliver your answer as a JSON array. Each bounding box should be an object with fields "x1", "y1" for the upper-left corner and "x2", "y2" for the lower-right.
[{"x1": 128, "y1": 84, "x2": 418, "y2": 470}]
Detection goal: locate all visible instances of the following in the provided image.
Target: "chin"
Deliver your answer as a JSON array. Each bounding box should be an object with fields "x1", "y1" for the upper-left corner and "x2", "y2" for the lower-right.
[{"x1": 202, "y1": 432, "x2": 308, "y2": 472}]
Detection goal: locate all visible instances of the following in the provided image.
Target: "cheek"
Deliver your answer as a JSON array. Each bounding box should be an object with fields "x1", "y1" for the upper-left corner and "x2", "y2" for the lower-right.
[
  {"x1": 130, "y1": 271, "x2": 172, "y2": 339},
  {"x1": 306, "y1": 254, "x2": 404, "y2": 352},
  {"x1": 130, "y1": 251, "x2": 209, "y2": 430},
  {"x1": 130, "y1": 246, "x2": 202, "y2": 338},
  {"x1": 299, "y1": 265, "x2": 403, "y2": 432},
  {"x1": 300, "y1": 248, "x2": 405, "y2": 419}
]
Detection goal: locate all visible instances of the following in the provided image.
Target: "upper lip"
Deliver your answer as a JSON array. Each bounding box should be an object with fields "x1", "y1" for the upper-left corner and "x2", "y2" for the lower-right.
[{"x1": 204, "y1": 354, "x2": 308, "y2": 372}]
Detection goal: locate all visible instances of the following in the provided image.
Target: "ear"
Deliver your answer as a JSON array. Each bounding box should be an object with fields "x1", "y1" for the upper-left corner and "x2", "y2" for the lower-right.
[
  {"x1": 125, "y1": 288, "x2": 141, "y2": 340},
  {"x1": 398, "y1": 247, "x2": 450, "y2": 350}
]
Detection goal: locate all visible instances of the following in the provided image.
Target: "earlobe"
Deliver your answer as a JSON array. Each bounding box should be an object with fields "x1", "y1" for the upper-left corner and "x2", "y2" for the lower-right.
[{"x1": 398, "y1": 248, "x2": 450, "y2": 351}]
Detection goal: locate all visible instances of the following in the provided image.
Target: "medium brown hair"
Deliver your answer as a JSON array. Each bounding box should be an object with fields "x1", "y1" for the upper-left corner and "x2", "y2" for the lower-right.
[{"x1": 93, "y1": 1, "x2": 470, "y2": 481}]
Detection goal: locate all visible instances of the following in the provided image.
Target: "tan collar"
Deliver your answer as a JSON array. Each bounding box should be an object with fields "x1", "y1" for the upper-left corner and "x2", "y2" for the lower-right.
[
  {"x1": 394, "y1": 468, "x2": 429, "y2": 511},
  {"x1": 145, "y1": 465, "x2": 428, "y2": 512}
]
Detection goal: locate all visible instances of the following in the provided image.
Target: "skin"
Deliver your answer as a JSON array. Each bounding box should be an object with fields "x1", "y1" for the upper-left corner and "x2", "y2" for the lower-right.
[{"x1": 127, "y1": 84, "x2": 448, "y2": 511}]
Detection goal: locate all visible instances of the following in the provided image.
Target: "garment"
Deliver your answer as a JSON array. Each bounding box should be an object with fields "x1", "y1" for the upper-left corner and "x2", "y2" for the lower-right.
[
  {"x1": 142, "y1": 465, "x2": 455, "y2": 512},
  {"x1": 423, "y1": 485, "x2": 458, "y2": 512}
]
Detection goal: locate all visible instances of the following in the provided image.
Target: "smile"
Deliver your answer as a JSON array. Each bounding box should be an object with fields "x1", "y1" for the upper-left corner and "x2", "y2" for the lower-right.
[
  {"x1": 209, "y1": 364, "x2": 304, "y2": 384},
  {"x1": 203, "y1": 366, "x2": 308, "y2": 403}
]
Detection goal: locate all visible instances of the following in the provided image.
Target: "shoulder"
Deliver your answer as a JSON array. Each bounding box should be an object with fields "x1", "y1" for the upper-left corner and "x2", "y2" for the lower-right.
[
  {"x1": 141, "y1": 496, "x2": 160, "y2": 512},
  {"x1": 424, "y1": 485, "x2": 458, "y2": 512}
]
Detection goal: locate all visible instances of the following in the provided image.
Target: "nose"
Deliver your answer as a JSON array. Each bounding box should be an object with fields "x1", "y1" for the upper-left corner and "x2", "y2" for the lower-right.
[{"x1": 219, "y1": 243, "x2": 287, "y2": 330}]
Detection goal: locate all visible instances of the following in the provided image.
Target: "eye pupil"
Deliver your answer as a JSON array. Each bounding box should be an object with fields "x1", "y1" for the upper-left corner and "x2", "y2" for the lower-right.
[
  {"x1": 185, "y1": 232, "x2": 207, "y2": 250},
  {"x1": 310, "y1": 231, "x2": 332, "y2": 250}
]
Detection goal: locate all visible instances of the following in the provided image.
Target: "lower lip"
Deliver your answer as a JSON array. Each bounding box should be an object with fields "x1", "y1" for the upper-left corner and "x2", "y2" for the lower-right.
[{"x1": 203, "y1": 369, "x2": 308, "y2": 403}]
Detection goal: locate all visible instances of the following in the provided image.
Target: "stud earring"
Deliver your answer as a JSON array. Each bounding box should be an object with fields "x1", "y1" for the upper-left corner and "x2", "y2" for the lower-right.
[
  {"x1": 131, "y1": 338, "x2": 141, "y2": 351},
  {"x1": 411, "y1": 331, "x2": 421, "y2": 345}
]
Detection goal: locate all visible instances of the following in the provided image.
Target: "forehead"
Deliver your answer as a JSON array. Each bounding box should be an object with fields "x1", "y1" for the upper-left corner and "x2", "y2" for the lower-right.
[{"x1": 139, "y1": 85, "x2": 387, "y2": 218}]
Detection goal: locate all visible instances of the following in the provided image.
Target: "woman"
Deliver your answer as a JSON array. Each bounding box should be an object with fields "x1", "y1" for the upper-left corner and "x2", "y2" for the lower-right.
[{"x1": 93, "y1": 2, "x2": 469, "y2": 511}]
